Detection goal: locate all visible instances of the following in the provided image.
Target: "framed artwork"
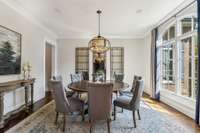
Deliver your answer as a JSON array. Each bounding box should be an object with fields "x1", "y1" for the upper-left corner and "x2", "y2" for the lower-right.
[{"x1": 0, "y1": 25, "x2": 21, "y2": 75}]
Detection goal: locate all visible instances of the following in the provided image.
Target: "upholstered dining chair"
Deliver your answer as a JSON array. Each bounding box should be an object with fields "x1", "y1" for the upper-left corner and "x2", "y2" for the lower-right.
[
  {"x1": 70, "y1": 73, "x2": 88, "y2": 101},
  {"x1": 119, "y1": 75, "x2": 142, "y2": 97},
  {"x1": 113, "y1": 73, "x2": 124, "y2": 98},
  {"x1": 50, "y1": 80, "x2": 85, "y2": 132},
  {"x1": 81, "y1": 71, "x2": 89, "y2": 80},
  {"x1": 114, "y1": 72, "x2": 124, "y2": 82},
  {"x1": 52, "y1": 75, "x2": 63, "y2": 81},
  {"x1": 52, "y1": 75, "x2": 75, "y2": 97},
  {"x1": 113, "y1": 80, "x2": 144, "y2": 128},
  {"x1": 87, "y1": 82, "x2": 113, "y2": 133},
  {"x1": 70, "y1": 73, "x2": 83, "y2": 83},
  {"x1": 118, "y1": 75, "x2": 142, "y2": 113}
]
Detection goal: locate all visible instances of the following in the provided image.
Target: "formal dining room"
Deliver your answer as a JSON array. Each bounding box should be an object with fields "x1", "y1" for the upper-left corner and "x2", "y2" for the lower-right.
[{"x1": 0, "y1": 0, "x2": 200, "y2": 133}]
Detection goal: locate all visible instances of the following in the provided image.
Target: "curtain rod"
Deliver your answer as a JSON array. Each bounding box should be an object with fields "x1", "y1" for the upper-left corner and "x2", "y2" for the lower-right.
[{"x1": 157, "y1": 0, "x2": 197, "y2": 28}]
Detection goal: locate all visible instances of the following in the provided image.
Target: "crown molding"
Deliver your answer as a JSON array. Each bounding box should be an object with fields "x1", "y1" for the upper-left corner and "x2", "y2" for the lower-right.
[
  {"x1": 144, "y1": 0, "x2": 195, "y2": 35},
  {"x1": 1, "y1": 0, "x2": 58, "y2": 39},
  {"x1": 155, "y1": 0, "x2": 195, "y2": 28},
  {"x1": 57, "y1": 34, "x2": 145, "y2": 40}
]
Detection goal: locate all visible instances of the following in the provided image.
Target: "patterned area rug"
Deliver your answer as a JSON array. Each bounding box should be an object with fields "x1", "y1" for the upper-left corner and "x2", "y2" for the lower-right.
[{"x1": 6, "y1": 101, "x2": 191, "y2": 133}]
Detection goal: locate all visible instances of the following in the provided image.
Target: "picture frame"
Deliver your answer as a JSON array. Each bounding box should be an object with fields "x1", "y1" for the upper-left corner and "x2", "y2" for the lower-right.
[{"x1": 0, "y1": 25, "x2": 22, "y2": 75}]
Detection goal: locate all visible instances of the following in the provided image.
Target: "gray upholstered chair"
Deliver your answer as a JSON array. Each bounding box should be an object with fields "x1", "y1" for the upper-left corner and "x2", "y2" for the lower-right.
[
  {"x1": 52, "y1": 75, "x2": 75, "y2": 97},
  {"x1": 119, "y1": 75, "x2": 142, "y2": 97},
  {"x1": 70, "y1": 73, "x2": 88, "y2": 101},
  {"x1": 88, "y1": 82, "x2": 113, "y2": 133},
  {"x1": 81, "y1": 71, "x2": 89, "y2": 80},
  {"x1": 52, "y1": 75, "x2": 63, "y2": 81},
  {"x1": 50, "y1": 80, "x2": 85, "y2": 132},
  {"x1": 114, "y1": 72, "x2": 124, "y2": 82},
  {"x1": 113, "y1": 73, "x2": 124, "y2": 98},
  {"x1": 70, "y1": 73, "x2": 83, "y2": 83},
  {"x1": 113, "y1": 80, "x2": 144, "y2": 128}
]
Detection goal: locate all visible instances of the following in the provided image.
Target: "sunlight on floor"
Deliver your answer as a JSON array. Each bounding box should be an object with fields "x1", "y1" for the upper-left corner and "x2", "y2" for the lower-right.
[{"x1": 142, "y1": 97, "x2": 178, "y2": 116}]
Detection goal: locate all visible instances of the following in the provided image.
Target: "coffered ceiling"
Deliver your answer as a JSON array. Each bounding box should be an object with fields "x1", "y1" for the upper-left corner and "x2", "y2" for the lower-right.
[{"x1": 2, "y1": 0, "x2": 188, "y2": 39}]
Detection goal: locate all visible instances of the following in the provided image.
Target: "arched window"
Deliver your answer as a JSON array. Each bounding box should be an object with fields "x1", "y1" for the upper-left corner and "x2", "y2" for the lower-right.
[
  {"x1": 160, "y1": 24, "x2": 176, "y2": 92},
  {"x1": 157, "y1": 13, "x2": 198, "y2": 99},
  {"x1": 178, "y1": 15, "x2": 198, "y2": 98}
]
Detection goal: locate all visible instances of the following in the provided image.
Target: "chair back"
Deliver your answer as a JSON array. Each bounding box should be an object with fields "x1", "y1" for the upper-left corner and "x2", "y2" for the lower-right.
[
  {"x1": 130, "y1": 80, "x2": 144, "y2": 110},
  {"x1": 49, "y1": 80, "x2": 71, "y2": 113},
  {"x1": 70, "y1": 73, "x2": 83, "y2": 83},
  {"x1": 131, "y1": 75, "x2": 142, "y2": 92},
  {"x1": 81, "y1": 71, "x2": 89, "y2": 80},
  {"x1": 114, "y1": 72, "x2": 124, "y2": 82},
  {"x1": 53, "y1": 75, "x2": 63, "y2": 81},
  {"x1": 88, "y1": 82, "x2": 113, "y2": 121}
]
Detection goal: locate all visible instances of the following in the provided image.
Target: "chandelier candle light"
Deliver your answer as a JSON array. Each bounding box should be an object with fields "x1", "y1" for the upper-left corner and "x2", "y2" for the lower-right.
[{"x1": 88, "y1": 10, "x2": 111, "y2": 53}]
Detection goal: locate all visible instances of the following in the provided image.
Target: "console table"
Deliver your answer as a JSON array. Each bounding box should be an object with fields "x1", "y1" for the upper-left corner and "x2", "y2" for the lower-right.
[{"x1": 0, "y1": 78, "x2": 35, "y2": 128}]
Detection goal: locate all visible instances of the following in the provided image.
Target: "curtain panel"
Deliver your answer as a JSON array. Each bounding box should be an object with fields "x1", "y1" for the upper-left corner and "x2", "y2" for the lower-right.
[
  {"x1": 195, "y1": 0, "x2": 200, "y2": 125},
  {"x1": 150, "y1": 28, "x2": 159, "y2": 100}
]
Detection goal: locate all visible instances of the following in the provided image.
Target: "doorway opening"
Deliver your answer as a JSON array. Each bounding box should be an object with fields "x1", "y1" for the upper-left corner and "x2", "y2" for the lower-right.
[{"x1": 45, "y1": 42, "x2": 55, "y2": 93}]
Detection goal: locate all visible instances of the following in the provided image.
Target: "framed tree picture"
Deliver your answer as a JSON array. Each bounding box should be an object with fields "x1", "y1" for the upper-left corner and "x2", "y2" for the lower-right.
[{"x1": 0, "y1": 25, "x2": 21, "y2": 75}]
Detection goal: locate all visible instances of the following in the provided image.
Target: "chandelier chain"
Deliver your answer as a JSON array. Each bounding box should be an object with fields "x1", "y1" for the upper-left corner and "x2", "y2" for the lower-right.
[{"x1": 97, "y1": 10, "x2": 101, "y2": 37}]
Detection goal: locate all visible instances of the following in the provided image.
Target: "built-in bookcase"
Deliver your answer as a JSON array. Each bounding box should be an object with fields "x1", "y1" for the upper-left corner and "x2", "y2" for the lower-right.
[
  {"x1": 110, "y1": 47, "x2": 124, "y2": 79},
  {"x1": 75, "y1": 47, "x2": 89, "y2": 73}
]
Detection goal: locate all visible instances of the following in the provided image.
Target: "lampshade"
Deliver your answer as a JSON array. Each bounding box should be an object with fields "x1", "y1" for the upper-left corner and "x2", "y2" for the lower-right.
[{"x1": 88, "y1": 35, "x2": 111, "y2": 53}]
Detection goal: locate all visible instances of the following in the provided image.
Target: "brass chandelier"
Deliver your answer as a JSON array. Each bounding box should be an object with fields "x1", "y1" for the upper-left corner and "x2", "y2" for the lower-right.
[{"x1": 88, "y1": 10, "x2": 111, "y2": 53}]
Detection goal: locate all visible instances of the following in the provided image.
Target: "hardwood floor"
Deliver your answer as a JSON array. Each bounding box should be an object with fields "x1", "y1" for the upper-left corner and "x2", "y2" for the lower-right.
[
  {"x1": 143, "y1": 94, "x2": 200, "y2": 133},
  {"x1": 0, "y1": 92, "x2": 53, "y2": 133},
  {"x1": 1, "y1": 92, "x2": 200, "y2": 133}
]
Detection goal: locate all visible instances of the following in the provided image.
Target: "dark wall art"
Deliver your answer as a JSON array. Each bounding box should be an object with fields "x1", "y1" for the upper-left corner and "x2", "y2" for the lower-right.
[{"x1": 0, "y1": 25, "x2": 21, "y2": 75}]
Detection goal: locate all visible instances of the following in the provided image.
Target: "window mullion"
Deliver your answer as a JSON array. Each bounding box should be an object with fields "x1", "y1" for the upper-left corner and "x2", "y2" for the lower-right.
[
  {"x1": 191, "y1": 36, "x2": 195, "y2": 99},
  {"x1": 176, "y1": 19, "x2": 182, "y2": 95}
]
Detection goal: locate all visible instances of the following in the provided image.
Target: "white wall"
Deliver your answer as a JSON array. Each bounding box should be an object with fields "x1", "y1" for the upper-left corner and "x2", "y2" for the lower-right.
[
  {"x1": 144, "y1": 32, "x2": 152, "y2": 96},
  {"x1": 0, "y1": 1, "x2": 57, "y2": 114},
  {"x1": 57, "y1": 39, "x2": 146, "y2": 90}
]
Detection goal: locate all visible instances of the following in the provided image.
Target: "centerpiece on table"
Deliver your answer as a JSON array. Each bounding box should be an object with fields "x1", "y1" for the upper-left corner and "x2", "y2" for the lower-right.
[{"x1": 92, "y1": 70, "x2": 105, "y2": 82}]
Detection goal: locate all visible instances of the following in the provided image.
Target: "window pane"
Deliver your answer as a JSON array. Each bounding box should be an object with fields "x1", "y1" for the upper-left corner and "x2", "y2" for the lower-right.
[
  {"x1": 162, "y1": 44, "x2": 176, "y2": 92},
  {"x1": 195, "y1": 35, "x2": 198, "y2": 56},
  {"x1": 194, "y1": 35, "x2": 198, "y2": 98},
  {"x1": 193, "y1": 17, "x2": 198, "y2": 30},
  {"x1": 181, "y1": 18, "x2": 192, "y2": 34},
  {"x1": 180, "y1": 37, "x2": 193, "y2": 97},
  {"x1": 162, "y1": 31, "x2": 168, "y2": 41},
  {"x1": 169, "y1": 25, "x2": 175, "y2": 39}
]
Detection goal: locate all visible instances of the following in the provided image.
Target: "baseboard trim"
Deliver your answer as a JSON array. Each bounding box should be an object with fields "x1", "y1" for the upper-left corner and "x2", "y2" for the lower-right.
[{"x1": 160, "y1": 93, "x2": 195, "y2": 119}]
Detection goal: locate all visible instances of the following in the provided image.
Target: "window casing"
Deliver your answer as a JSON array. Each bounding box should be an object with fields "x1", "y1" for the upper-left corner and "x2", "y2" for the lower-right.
[{"x1": 157, "y1": 13, "x2": 198, "y2": 100}]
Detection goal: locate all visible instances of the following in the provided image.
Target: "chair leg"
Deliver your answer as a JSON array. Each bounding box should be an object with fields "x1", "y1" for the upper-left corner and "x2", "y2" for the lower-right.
[
  {"x1": 55, "y1": 112, "x2": 59, "y2": 124},
  {"x1": 81, "y1": 106, "x2": 85, "y2": 121},
  {"x1": 75, "y1": 92, "x2": 80, "y2": 98},
  {"x1": 115, "y1": 91, "x2": 118, "y2": 98},
  {"x1": 107, "y1": 119, "x2": 111, "y2": 133},
  {"x1": 63, "y1": 113, "x2": 66, "y2": 132},
  {"x1": 114, "y1": 105, "x2": 116, "y2": 120},
  {"x1": 132, "y1": 111, "x2": 136, "y2": 128},
  {"x1": 89, "y1": 120, "x2": 93, "y2": 133},
  {"x1": 137, "y1": 109, "x2": 141, "y2": 120}
]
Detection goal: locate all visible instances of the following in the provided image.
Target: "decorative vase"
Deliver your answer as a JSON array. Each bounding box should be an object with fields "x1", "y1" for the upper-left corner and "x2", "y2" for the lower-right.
[
  {"x1": 22, "y1": 62, "x2": 32, "y2": 80},
  {"x1": 27, "y1": 62, "x2": 32, "y2": 79}
]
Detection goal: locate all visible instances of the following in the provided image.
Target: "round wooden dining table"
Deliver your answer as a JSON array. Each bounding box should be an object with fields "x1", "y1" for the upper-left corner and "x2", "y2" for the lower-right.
[{"x1": 68, "y1": 80, "x2": 129, "y2": 92}]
